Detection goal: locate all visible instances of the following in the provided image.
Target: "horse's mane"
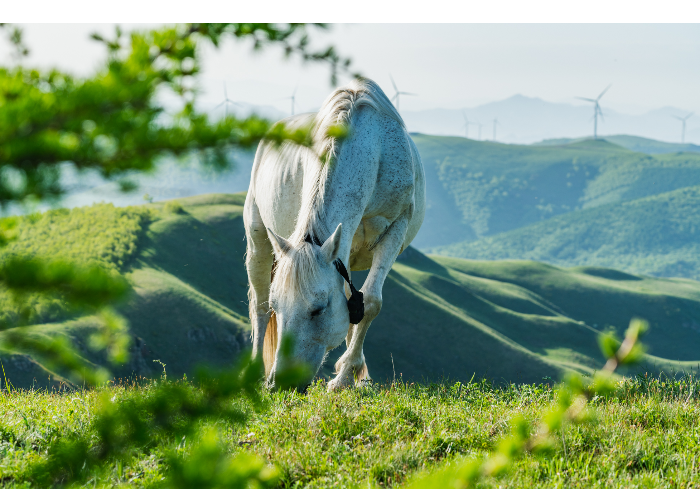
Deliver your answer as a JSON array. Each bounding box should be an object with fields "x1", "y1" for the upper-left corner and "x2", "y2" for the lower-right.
[
  {"x1": 313, "y1": 77, "x2": 404, "y2": 170},
  {"x1": 288, "y1": 77, "x2": 405, "y2": 246}
]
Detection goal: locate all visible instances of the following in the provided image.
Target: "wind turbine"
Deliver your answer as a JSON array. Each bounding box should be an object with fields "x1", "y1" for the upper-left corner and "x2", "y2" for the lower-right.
[
  {"x1": 672, "y1": 112, "x2": 694, "y2": 143},
  {"x1": 214, "y1": 81, "x2": 241, "y2": 118},
  {"x1": 462, "y1": 111, "x2": 473, "y2": 139},
  {"x1": 576, "y1": 84, "x2": 611, "y2": 139},
  {"x1": 284, "y1": 87, "x2": 298, "y2": 116},
  {"x1": 492, "y1": 118, "x2": 501, "y2": 141},
  {"x1": 389, "y1": 75, "x2": 416, "y2": 112}
]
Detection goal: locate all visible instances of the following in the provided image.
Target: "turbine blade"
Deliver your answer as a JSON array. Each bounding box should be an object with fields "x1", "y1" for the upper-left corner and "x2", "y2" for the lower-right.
[
  {"x1": 597, "y1": 84, "x2": 612, "y2": 101},
  {"x1": 214, "y1": 101, "x2": 225, "y2": 109},
  {"x1": 223, "y1": 82, "x2": 228, "y2": 100},
  {"x1": 685, "y1": 112, "x2": 695, "y2": 121},
  {"x1": 576, "y1": 97, "x2": 596, "y2": 103},
  {"x1": 390, "y1": 74, "x2": 398, "y2": 92},
  {"x1": 400, "y1": 92, "x2": 417, "y2": 96}
]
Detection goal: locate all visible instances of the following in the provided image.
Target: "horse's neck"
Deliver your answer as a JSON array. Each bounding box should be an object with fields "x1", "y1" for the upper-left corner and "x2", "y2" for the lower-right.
[{"x1": 292, "y1": 143, "x2": 372, "y2": 261}]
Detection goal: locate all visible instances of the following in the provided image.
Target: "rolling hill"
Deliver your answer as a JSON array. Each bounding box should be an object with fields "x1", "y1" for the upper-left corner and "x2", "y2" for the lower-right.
[
  {"x1": 535, "y1": 134, "x2": 700, "y2": 155},
  {"x1": 2, "y1": 194, "x2": 699, "y2": 390},
  {"x1": 432, "y1": 185, "x2": 700, "y2": 281},
  {"x1": 18, "y1": 132, "x2": 700, "y2": 284},
  {"x1": 411, "y1": 134, "x2": 700, "y2": 246}
]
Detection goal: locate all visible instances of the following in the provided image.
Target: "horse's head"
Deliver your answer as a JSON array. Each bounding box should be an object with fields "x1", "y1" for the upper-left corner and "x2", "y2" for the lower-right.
[{"x1": 265, "y1": 224, "x2": 349, "y2": 389}]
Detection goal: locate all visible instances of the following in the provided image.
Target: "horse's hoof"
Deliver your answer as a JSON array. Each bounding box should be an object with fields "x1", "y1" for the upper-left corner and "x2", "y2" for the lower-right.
[{"x1": 327, "y1": 375, "x2": 353, "y2": 391}]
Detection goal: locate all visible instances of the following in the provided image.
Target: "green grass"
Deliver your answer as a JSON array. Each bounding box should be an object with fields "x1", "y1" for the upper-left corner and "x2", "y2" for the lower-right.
[
  {"x1": 3, "y1": 193, "x2": 700, "y2": 391},
  {"x1": 1, "y1": 375, "x2": 699, "y2": 488}
]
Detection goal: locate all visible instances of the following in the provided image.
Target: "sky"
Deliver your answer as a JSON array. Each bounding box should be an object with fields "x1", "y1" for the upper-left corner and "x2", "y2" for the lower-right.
[{"x1": 2, "y1": 23, "x2": 699, "y2": 117}]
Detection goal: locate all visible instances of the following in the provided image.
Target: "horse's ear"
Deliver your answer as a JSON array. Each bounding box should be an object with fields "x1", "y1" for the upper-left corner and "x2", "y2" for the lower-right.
[
  {"x1": 321, "y1": 223, "x2": 342, "y2": 264},
  {"x1": 267, "y1": 228, "x2": 292, "y2": 258}
]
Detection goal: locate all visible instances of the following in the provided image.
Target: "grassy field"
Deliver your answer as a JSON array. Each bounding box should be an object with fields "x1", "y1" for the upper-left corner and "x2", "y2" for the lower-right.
[
  {"x1": 2, "y1": 193, "x2": 700, "y2": 392},
  {"x1": 1, "y1": 374, "x2": 699, "y2": 488}
]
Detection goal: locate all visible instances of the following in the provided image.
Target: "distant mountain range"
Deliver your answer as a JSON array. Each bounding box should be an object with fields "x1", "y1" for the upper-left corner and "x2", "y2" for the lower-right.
[
  {"x1": 204, "y1": 93, "x2": 699, "y2": 146},
  {"x1": 398, "y1": 95, "x2": 699, "y2": 145}
]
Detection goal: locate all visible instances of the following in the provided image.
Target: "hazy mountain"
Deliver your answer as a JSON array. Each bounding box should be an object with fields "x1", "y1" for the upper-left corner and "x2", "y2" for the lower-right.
[{"x1": 400, "y1": 95, "x2": 698, "y2": 145}]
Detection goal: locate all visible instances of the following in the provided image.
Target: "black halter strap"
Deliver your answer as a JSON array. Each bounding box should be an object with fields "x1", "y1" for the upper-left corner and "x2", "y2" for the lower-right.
[{"x1": 305, "y1": 234, "x2": 365, "y2": 324}]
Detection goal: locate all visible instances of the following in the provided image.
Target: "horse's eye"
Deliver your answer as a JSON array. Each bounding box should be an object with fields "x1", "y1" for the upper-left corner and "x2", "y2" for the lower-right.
[{"x1": 310, "y1": 307, "x2": 325, "y2": 318}]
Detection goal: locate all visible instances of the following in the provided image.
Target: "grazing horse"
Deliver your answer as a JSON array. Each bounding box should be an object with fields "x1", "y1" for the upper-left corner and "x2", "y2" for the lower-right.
[{"x1": 244, "y1": 77, "x2": 425, "y2": 390}]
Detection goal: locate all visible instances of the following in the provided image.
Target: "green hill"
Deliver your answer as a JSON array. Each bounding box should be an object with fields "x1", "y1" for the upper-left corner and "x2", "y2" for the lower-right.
[
  {"x1": 413, "y1": 135, "x2": 700, "y2": 245},
  {"x1": 2, "y1": 194, "x2": 700, "y2": 390},
  {"x1": 433, "y1": 185, "x2": 700, "y2": 280},
  {"x1": 535, "y1": 134, "x2": 700, "y2": 155}
]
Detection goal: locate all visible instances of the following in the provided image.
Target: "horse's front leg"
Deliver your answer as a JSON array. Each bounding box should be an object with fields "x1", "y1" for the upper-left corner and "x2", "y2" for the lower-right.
[
  {"x1": 244, "y1": 198, "x2": 274, "y2": 363},
  {"x1": 328, "y1": 210, "x2": 411, "y2": 391}
]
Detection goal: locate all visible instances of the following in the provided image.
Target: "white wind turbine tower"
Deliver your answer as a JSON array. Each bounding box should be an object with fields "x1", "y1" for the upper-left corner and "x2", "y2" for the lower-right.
[
  {"x1": 284, "y1": 87, "x2": 298, "y2": 116},
  {"x1": 492, "y1": 118, "x2": 501, "y2": 141},
  {"x1": 215, "y1": 81, "x2": 241, "y2": 118},
  {"x1": 390, "y1": 75, "x2": 416, "y2": 113},
  {"x1": 672, "y1": 112, "x2": 694, "y2": 143},
  {"x1": 576, "y1": 84, "x2": 611, "y2": 139},
  {"x1": 462, "y1": 111, "x2": 473, "y2": 138}
]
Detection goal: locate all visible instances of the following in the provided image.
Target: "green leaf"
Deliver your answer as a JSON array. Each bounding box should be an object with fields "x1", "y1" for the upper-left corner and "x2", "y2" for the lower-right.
[{"x1": 598, "y1": 332, "x2": 621, "y2": 360}]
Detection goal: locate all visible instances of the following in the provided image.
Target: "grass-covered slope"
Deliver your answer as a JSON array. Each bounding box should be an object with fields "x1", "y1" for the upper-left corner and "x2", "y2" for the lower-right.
[
  {"x1": 3, "y1": 194, "x2": 700, "y2": 390},
  {"x1": 434, "y1": 185, "x2": 700, "y2": 280},
  {"x1": 412, "y1": 135, "x2": 700, "y2": 249},
  {"x1": 0, "y1": 195, "x2": 251, "y2": 389},
  {"x1": 412, "y1": 135, "x2": 632, "y2": 242}
]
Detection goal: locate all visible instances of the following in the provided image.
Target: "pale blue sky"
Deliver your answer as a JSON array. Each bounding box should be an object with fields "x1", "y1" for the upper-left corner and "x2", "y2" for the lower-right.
[{"x1": 3, "y1": 23, "x2": 699, "y2": 115}]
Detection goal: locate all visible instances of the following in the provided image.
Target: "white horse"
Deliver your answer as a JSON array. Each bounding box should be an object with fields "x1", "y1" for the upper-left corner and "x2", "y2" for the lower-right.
[{"x1": 244, "y1": 77, "x2": 425, "y2": 390}]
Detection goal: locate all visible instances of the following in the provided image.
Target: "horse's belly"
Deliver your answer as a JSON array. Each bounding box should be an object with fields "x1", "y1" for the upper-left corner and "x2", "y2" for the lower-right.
[{"x1": 348, "y1": 215, "x2": 392, "y2": 271}]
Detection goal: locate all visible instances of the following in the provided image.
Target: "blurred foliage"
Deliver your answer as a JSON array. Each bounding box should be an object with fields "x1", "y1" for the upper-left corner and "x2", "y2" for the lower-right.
[
  {"x1": 405, "y1": 319, "x2": 649, "y2": 488},
  {"x1": 0, "y1": 22, "x2": 354, "y2": 382},
  {"x1": 26, "y1": 353, "x2": 278, "y2": 487},
  {"x1": 0, "y1": 23, "x2": 351, "y2": 207},
  {"x1": 0, "y1": 22, "x2": 352, "y2": 488}
]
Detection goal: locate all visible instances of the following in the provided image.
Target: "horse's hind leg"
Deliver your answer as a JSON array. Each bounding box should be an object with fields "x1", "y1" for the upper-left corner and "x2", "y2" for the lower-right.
[
  {"x1": 328, "y1": 209, "x2": 411, "y2": 391},
  {"x1": 244, "y1": 195, "x2": 274, "y2": 370}
]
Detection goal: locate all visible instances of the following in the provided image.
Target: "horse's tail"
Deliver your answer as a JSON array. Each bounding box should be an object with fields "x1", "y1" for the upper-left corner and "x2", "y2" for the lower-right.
[
  {"x1": 263, "y1": 311, "x2": 278, "y2": 377},
  {"x1": 262, "y1": 262, "x2": 278, "y2": 377}
]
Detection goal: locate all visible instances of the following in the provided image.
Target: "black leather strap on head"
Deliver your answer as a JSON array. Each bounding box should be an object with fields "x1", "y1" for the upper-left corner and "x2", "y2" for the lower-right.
[{"x1": 305, "y1": 234, "x2": 365, "y2": 324}]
